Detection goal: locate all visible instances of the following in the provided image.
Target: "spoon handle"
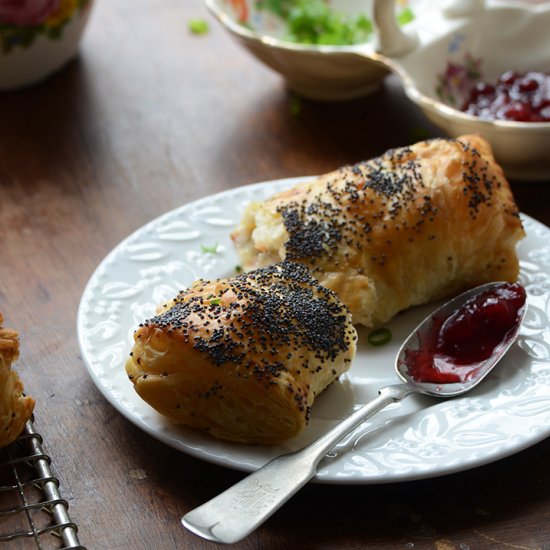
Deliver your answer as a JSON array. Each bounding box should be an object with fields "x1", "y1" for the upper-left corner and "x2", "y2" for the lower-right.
[{"x1": 181, "y1": 383, "x2": 413, "y2": 544}]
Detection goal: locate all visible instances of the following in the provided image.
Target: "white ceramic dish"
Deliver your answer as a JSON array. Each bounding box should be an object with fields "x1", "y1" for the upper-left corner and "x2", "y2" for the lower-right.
[{"x1": 77, "y1": 177, "x2": 550, "y2": 484}]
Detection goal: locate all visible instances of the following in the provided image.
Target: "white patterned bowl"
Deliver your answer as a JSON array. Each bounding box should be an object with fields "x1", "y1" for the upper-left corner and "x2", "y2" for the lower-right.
[
  {"x1": 375, "y1": 0, "x2": 550, "y2": 181},
  {"x1": 0, "y1": 0, "x2": 94, "y2": 91}
]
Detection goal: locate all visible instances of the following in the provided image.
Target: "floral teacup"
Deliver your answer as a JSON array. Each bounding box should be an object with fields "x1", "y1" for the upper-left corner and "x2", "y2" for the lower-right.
[{"x1": 0, "y1": 0, "x2": 94, "y2": 90}]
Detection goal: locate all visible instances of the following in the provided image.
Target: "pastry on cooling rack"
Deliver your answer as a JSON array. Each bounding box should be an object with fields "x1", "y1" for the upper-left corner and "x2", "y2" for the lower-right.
[
  {"x1": 0, "y1": 313, "x2": 35, "y2": 447},
  {"x1": 231, "y1": 135, "x2": 525, "y2": 326},
  {"x1": 125, "y1": 261, "x2": 357, "y2": 444}
]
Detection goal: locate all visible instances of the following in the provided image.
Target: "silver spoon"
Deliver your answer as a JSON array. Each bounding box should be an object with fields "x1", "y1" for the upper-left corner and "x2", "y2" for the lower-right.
[{"x1": 181, "y1": 281, "x2": 526, "y2": 544}]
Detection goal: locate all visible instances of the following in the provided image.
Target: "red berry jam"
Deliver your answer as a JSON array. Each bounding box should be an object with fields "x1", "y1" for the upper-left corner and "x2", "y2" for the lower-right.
[
  {"x1": 404, "y1": 282, "x2": 526, "y2": 384},
  {"x1": 462, "y1": 71, "x2": 550, "y2": 122}
]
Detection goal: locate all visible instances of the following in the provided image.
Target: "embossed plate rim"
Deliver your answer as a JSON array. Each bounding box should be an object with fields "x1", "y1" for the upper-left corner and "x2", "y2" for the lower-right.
[{"x1": 77, "y1": 177, "x2": 550, "y2": 484}]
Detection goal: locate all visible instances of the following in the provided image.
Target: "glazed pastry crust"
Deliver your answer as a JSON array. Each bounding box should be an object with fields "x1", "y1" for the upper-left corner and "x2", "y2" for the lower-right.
[
  {"x1": 0, "y1": 313, "x2": 35, "y2": 447},
  {"x1": 231, "y1": 135, "x2": 525, "y2": 326},
  {"x1": 125, "y1": 262, "x2": 357, "y2": 444}
]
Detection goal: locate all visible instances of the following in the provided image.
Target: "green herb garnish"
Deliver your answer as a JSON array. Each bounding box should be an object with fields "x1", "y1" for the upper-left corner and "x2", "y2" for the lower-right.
[
  {"x1": 285, "y1": 0, "x2": 373, "y2": 45},
  {"x1": 205, "y1": 293, "x2": 221, "y2": 305},
  {"x1": 188, "y1": 19, "x2": 210, "y2": 35},
  {"x1": 396, "y1": 7, "x2": 415, "y2": 26},
  {"x1": 256, "y1": 0, "x2": 413, "y2": 46},
  {"x1": 367, "y1": 327, "x2": 392, "y2": 347},
  {"x1": 235, "y1": 265, "x2": 242, "y2": 273},
  {"x1": 290, "y1": 94, "x2": 302, "y2": 116},
  {"x1": 255, "y1": 0, "x2": 294, "y2": 18},
  {"x1": 201, "y1": 242, "x2": 219, "y2": 254}
]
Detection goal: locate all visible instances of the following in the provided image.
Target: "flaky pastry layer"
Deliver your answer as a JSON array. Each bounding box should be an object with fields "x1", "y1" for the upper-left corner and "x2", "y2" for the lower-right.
[
  {"x1": 0, "y1": 313, "x2": 35, "y2": 448},
  {"x1": 231, "y1": 135, "x2": 525, "y2": 326},
  {"x1": 126, "y1": 262, "x2": 357, "y2": 444}
]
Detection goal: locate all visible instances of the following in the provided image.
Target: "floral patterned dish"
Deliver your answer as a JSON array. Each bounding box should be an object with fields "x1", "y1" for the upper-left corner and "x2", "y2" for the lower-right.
[
  {"x1": 77, "y1": 177, "x2": 550, "y2": 484},
  {"x1": 204, "y1": 0, "x2": 426, "y2": 101},
  {"x1": 0, "y1": 0, "x2": 93, "y2": 90},
  {"x1": 377, "y1": 0, "x2": 550, "y2": 180}
]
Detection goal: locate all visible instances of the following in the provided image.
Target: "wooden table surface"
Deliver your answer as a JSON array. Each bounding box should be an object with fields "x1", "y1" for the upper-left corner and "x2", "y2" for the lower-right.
[{"x1": 1, "y1": 1, "x2": 549, "y2": 549}]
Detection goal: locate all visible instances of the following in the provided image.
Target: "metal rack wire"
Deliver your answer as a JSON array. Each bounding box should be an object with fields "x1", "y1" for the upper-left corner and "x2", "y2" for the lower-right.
[{"x1": 0, "y1": 418, "x2": 84, "y2": 549}]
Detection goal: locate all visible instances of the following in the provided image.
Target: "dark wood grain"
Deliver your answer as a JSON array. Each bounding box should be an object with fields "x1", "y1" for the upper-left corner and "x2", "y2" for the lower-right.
[{"x1": 1, "y1": 1, "x2": 549, "y2": 549}]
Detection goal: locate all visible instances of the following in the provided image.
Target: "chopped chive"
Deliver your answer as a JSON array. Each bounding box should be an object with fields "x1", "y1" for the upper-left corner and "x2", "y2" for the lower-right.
[
  {"x1": 255, "y1": 0, "x2": 414, "y2": 46},
  {"x1": 188, "y1": 19, "x2": 209, "y2": 35},
  {"x1": 367, "y1": 327, "x2": 392, "y2": 346},
  {"x1": 396, "y1": 7, "x2": 415, "y2": 26},
  {"x1": 210, "y1": 298, "x2": 221, "y2": 305},
  {"x1": 201, "y1": 242, "x2": 218, "y2": 254},
  {"x1": 290, "y1": 94, "x2": 301, "y2": 116}
]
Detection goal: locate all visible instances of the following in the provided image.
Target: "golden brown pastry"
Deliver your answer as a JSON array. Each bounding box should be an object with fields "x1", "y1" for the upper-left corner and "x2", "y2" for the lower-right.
[
  {"x1": 0, "y1": 313, "x2": 35, "y2": 447},
  {"x1": 125, "y1": 261, "x2": 357, "y2": 444},
  {"x1": 231, "y1": 135, "x2": 525, "y2": 326}
]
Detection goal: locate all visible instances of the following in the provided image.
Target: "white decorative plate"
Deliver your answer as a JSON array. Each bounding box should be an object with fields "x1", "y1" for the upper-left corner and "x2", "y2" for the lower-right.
[{"x1": 77, "y1": 177, "x2": 550, "y2": 484}]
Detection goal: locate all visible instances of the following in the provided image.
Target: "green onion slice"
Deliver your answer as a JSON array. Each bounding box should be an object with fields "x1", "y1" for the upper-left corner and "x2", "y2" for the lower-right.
[
  {"x1": 188, "y1": 19, "x2": 209, "y2": 35},
  {"x1": 367, "y1": 327, "x2": 392, "y2": 346},
  {"x1": 201, "y1": 242, "x2": 218, "y2": 254}
]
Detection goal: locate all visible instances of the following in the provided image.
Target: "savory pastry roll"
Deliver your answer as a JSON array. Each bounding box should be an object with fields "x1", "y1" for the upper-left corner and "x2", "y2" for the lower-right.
[
  {"x1": 232, "y1": 135, "x2": 525, "y2": 326},
  {"x1": 125, "y1": 261, "x2": 357, "y2": 444},
  {"x1": 0, "y1": 313, "x2": 35, "y2": 447}
]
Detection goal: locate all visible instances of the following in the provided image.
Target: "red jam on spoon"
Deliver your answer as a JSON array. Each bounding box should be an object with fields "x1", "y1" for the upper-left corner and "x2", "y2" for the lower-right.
[
  {"x1": 404, "y1": 282, "x2": 526, "y2": 384},
  {"x1": 462, "y1": 70, "x2": 550, "y2": 122}
]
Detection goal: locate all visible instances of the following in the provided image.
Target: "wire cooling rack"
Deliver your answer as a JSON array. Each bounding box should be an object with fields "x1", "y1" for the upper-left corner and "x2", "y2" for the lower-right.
[{"x1": 0, "y1": 418, "x2": 84, "y2": 549}]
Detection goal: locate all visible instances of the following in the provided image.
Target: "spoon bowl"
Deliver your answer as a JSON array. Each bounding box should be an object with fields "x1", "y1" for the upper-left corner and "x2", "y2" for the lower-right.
[
  {"x1": 182, "y1": 281, "x2": 526, "y2": 544},
  {"x1": 395, "y1": 281, "x2": 527, "y2": 398}
]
